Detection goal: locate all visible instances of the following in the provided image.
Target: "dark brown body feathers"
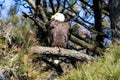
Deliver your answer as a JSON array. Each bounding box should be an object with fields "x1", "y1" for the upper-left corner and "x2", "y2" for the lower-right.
[{"x1": 49, "y1": 20, "x2": 69, "y2": 48}]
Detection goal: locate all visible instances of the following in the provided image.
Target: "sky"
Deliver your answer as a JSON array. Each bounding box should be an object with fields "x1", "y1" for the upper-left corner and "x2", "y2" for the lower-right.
[
  {"x1": 0, "y1": 0, "x2": 16, "y2": 19},
  {"x1": 0, "y1": 0, "x2": 31, "y2": 19},
  {"x1": 0, "y1": 0, "x2": 94, "y2": 24}
]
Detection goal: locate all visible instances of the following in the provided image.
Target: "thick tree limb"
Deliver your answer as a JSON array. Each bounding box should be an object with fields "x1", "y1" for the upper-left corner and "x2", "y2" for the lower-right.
[
  {"x1": 30, "y1": 46, "x2": 94, "y2": 61},
  {"x1": 70, "y1": 34, "x2": 104, "y2": 54}
]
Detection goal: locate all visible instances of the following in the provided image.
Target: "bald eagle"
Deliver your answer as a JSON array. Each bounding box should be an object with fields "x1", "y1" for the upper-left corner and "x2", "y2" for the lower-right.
[{"x1": 49, "y1": 13, "x2": 69, "y2": 48}]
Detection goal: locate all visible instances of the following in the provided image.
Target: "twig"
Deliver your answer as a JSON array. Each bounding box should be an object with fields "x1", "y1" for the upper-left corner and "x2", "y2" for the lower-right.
[{"x1": 49, "y1": 0, "x2": 55, "y2": 14}]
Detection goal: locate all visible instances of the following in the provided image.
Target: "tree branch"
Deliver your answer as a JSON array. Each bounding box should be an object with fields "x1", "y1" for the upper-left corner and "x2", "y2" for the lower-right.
[
  {"x1": 43, "y1": 0, "x2": 48, "y2": 14},
  {"x1": 30, "y1": 46, "x2": 94, "y2": 61},
  {"x1": 35, "y1": 0, "x2": 40, "y2": 6},
  {"x1": 79, "y1": 0, "x2": 109, "y2": 16},
  {"x1": 56, "y1": 0, "x2": 63, "y2": 12},
  {"x1": 70, "y1": 34, "x2": 104, "y2": 54},
  {"x1": 26, "y1": 0, "x2": 36, "y2": 10},
  {"x1": 38, "y1": 5, "x2": 48, "y2": 23},
  {"x1": 49, "y1": 0, "x2": 55, "y2": 14},
  {"x1": 22, "y1": 12, "x2": 47, "y2": 32}
]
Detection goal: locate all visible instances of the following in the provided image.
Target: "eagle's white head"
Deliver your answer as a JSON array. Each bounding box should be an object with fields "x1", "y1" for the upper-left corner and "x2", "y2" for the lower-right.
[{"x1": 51, "y1": 13, "x2": 65, "y2": 22}]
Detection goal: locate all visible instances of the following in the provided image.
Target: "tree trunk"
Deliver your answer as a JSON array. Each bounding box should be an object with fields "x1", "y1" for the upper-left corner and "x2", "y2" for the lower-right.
[
  {"x1": 109, "y1": 0, "x2": 120, "y2": 40},
  {"x1": 93, "y1": 0, "x2": 104, "y2": 49}
]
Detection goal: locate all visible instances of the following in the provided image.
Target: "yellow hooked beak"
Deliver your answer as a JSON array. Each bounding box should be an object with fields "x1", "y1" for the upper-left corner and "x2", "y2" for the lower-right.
[{"x1": 51, "y1": 15, "x2": 55, "y2": 20}]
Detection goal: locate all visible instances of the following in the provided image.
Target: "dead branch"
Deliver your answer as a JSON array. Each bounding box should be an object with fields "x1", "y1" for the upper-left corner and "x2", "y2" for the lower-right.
[
  {"x1": 70, "y1": 34, "x2": 104, "y2": 54},
  {"x1": 30, "y1": 46, "x2": 94, "y2": 61}
]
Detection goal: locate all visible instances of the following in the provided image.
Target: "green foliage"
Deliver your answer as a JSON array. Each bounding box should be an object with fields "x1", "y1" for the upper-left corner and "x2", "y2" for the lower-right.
[
  {"x1": 61, "y1": 45, "x2": 120, "y2": 80},
  {"x1": 0, "y1": 15, "x2": 39, "y2": 79},
  {"x1": 9, "y1": 16, "x2": 38, "y2": 48},
  {"x1": 12, "y1": 22, "x2": 37, "y2": 47},
  {"x1": 2, "y1": 17, "x2": 38, "y2": 50}
]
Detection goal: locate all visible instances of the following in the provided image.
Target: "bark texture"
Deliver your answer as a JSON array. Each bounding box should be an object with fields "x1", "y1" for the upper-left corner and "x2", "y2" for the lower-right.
[
  {"x1": 109, "y1": 0, "x2": 120, "y2": 40},
  {"x1": 30, "y1": 46, "x2": 94, "y2": 61}
]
